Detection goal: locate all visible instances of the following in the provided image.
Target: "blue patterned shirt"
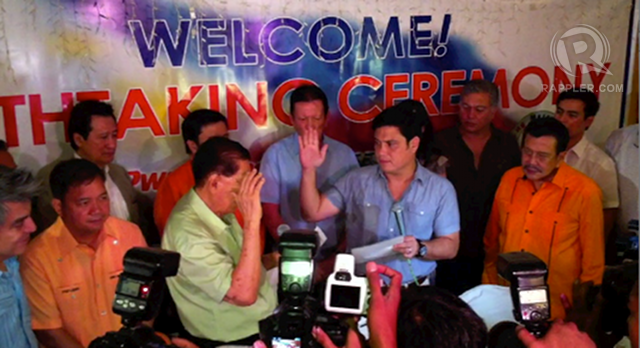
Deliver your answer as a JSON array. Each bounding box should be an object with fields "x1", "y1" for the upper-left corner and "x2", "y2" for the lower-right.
[
  {"x1": 261, "y1": 133, "x2": 359, "y2": 259},
  {"x1": 0, "y1": 257, "x2": 37, "y2": 348},
  {"x1": 325, "y1": 164, "x2": 460, "y2": 283}
]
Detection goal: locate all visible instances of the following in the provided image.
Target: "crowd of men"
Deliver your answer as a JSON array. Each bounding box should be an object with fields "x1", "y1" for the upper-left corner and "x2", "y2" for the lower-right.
[{"x1": 0, "y1": 81, "x2": 637, "y2": 348}]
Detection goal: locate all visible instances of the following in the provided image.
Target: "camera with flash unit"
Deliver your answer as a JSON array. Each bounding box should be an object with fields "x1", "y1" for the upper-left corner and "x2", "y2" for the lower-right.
[
  {"x1": 497, "y1": 252, "x2": 551, "y2": 338},
  {"x1": 260, "y1": 230, "x2": 350, "y2": 348},
  {"x1": 89, "y1": 248, "x2": 181, "y2": 348}
]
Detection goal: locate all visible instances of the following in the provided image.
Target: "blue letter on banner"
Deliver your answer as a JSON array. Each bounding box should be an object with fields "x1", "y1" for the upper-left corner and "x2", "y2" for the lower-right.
[
  {"x1": 129, "y1": 19, "x2": 191, "y2": 68},
  {"x1": 259, "y1": 17, "x2": 304, "y2": 64},
  {"x1": 308, "y1": 16, "x2": 354, "y2": 62},
  {"x1": 199, "y1": 19, "x2": 229, "y2": 66},
  {"x1": 409, "y1": 15, "x2": 433, "y2": 58},
  {"x1": 358, "y1": 17, "x2": 404, "y2": 60}
]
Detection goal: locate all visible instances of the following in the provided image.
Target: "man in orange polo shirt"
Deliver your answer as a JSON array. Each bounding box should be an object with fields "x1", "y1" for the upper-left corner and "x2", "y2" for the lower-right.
[
  {"x1": 20, "y1": 159, "x2": 147, "y2": 348},
  {"x1": 154, "y1": 109, "x2": 229, "y2": 235},
  {"x1": 482, "y1": 117, "x2": 604, "y2": 320}
]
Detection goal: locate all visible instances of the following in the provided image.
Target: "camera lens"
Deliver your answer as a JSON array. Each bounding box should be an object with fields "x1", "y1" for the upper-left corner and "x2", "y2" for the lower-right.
[
  {"x1": 530, "y1": 311, "x2": 542, "y2": 321},
  {"x1": 289, "y1": 283, "x2": 301, "y2": 292}
]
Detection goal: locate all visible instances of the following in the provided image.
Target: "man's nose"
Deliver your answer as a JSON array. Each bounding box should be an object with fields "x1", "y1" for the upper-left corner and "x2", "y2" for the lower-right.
[
  {"x1": 106, "y1": 136, "x2": 117, "y2": 149},
  {"x1": 24, "y1": 217, "x2": 36, "y2": 234}
]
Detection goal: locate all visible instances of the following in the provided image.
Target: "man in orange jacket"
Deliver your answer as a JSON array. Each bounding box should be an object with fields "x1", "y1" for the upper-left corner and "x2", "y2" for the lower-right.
[{"x1": 482, "y1": 117, "x2": 604, "y2": 319}]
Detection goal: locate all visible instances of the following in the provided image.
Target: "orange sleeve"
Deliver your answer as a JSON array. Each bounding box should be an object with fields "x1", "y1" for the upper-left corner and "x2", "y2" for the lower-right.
[
  {"x1": 578, "y1": 185, "x2": 605, "y2": 285},
  {"x1": 19, "y1": 253, "x2": 62, "y2": 330},
  {"x1": 482, "y1": 185, "x2": 503, "y2": 285},
  {"x1": 154, "y1": 178, "x2": 178, "y2": 237}
]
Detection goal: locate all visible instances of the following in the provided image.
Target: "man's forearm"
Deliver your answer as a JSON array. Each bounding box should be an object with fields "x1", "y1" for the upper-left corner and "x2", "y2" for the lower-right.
[
  {"x1": 34, "y1": 328, "x2": 83, "y2": 348},
  {"x1": 225, "y1": 219, "x2": 263, "y2": 306},
  {"x1": 300, "y1": 168, "x2": 322, "y2": 221},
  {"x1": 422, "y1": 233, "x2": 459, "y2": 260}
]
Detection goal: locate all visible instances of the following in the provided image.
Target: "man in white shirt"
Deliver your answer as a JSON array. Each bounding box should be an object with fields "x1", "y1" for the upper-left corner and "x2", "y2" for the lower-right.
[
  {"x1": 606, "y1": 124, "x2": 639, "y2": 236},
  {"x1": 555, "y1": 89, "x2": 619, "y2": 242}
]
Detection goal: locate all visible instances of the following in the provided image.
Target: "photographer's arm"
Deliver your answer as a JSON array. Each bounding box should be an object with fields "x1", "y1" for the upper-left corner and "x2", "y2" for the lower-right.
[
  {"x1": 517, "y1": 320, "x2": 596, "y2": 348},
  {"x1": 33, "y1": 329, "x2": 83, "y2": 348},
  {"x1": 224, "y1": 170, "x2": 265, "y2": 307}
]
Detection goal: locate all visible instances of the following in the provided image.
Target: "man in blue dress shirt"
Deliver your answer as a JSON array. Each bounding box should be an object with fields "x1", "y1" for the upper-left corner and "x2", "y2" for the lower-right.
[
  {"x1": 299, "y1": 104, "x2": 460, "y2": 285},
  {"x1": 261, "y1": 85, "x2": 359, "y2": 280},
  {"x1": 0, "y1": 167, "x2": 39, "y2": 348}
]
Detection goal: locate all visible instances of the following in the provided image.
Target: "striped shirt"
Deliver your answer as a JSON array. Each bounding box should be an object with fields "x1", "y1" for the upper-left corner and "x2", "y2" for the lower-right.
[{"x1": 0, "y1": 257, "x2": 37, "y2": 348}]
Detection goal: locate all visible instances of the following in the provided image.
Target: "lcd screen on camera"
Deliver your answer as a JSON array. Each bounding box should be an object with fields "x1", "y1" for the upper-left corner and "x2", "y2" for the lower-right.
[
  {"x1": 272, "y1": 337, "x2": 301, "y2": 348},
  {"x1": 329, "y1": 285, "x2": 361, "y2": 309},
  {"x1": 119, "y1": 279, "x2": 141, "y2": 297},
  {"x1": 519, "y1": 289, "x2": 547, "y2": 304}
]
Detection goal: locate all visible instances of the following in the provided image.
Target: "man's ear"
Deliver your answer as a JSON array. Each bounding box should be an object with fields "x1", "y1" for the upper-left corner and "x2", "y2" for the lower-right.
[
  {"x1": 206, "y1": 173, "x2": 220, "y2": 190},
  {"x1": 186, "y1": 140, "x2": 199, "y2": 156},
  {"x1": 409, "y1": 136, "x2": 421, "y2": 153},
  {"x1": 584, "y1": 116, "x2": 595, "y2": 130},
  {"x1": 51, "y1": 198, "x2": 62, "y2": 216},
  {"x1": 72, "y1": 134, "x2": 85, "y2": 150},
  {"x1": 557, "y1": 150, "x2": 568, "y2": 165}
]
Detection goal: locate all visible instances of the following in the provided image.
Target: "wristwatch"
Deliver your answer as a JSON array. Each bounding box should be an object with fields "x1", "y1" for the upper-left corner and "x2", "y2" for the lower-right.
[{"x1": 415, "y1": 239, "x2": 428, "y2": 258}]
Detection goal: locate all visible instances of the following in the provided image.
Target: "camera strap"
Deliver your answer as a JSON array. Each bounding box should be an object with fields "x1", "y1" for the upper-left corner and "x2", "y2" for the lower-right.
[{"x1": 391, "y1": 204, "x2": 420, "y2": 286}]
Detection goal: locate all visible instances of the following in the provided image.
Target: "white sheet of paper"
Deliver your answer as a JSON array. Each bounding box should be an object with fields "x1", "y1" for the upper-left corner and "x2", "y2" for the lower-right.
[{"x1": 351, "y1": 236, "x2": 405, "y2": 264}]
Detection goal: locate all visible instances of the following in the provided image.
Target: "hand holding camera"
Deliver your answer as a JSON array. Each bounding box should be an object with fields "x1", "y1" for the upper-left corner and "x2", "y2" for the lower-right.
[
  {"x1": 364, "y1": 262, "x2": 401, "y2": 348},
  {"x1": 516, "y1": 320, "x2": 595, "y2": 348}
]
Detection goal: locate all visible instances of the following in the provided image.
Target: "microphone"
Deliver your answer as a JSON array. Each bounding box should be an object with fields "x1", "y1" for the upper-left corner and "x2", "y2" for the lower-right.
[{"x1": 391, "y1": 203, "x2": 407, "y2": 236}]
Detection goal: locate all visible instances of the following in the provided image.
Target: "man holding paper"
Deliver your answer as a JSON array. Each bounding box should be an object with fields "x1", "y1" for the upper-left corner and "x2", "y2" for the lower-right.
[{"x1": 299, "y1": 104, "x2": 460, "y2": 286}]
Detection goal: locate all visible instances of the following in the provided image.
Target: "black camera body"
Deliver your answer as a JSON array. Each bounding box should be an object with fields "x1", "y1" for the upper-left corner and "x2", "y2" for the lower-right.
[
  {"x1": 497, "y1": 252, "x2": 550, "y2": 337},
  {"x1": 260, "y1": 230, "x2": 349, "y2": 348},
  {"x1": 89, "y1": 247, "x2": 181, "y2": 348}
]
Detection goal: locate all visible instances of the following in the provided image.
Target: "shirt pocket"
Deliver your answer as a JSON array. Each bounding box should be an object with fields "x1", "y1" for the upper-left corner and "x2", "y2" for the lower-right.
[
  {"x1": 404, "y1": 206, "x2": 435, "y2": 238},
  {"x1": 107, "y1": 269, "x2": 123, "y2": 298},
  {"x1": 351, "y1": 200, "x2": 381, "y2": 244},
  {"x1": 55, "y1": 283, "x2": 87, "y2": 320},
  {"x1": 548, "y1": 212, "x2": 579, "y2": 246}
]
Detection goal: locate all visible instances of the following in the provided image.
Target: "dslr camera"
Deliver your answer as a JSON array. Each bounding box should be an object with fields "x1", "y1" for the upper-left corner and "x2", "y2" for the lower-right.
[
  {"x1": 89, "y1": 247, "x2": 181, "y2": 348},
  {"x1": 497, "y1": 252, "x2": 551, "y2": 337},
  {"x1": 325, "y1": 254, "x2": 367, "y2": 315},
  {"x1": 260, "y1": 230, "x2": 367, "y2": 348}
]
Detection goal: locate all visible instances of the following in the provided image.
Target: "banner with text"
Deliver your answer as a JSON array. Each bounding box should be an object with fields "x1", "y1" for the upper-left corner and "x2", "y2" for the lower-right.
[{"x1": 0, "y1": 0, "x2": 632, "y2": 193}]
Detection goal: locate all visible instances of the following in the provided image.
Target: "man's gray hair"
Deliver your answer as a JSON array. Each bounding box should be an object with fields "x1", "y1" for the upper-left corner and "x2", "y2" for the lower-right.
[
  {"x1": 0, "y1": 167, "x2": 39, "y2": 225},
  {"x1": 462, "y1": 80, "x2": 499, "y2": 107}
]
